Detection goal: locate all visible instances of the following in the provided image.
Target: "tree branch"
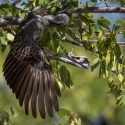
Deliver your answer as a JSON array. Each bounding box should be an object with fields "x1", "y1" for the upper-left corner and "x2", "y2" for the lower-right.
[
  {"x1": 66, "y1": 29, "x2": 83, "y2": 44},
  {"x1": 1, "y1": 7, "x2": 125, "y2": 27},
  {"x1": 57, "y1": 7, "x2": 125, "y2": 14},
  {"x1": 0, "y1": 5, "x2": 47, "y2": 27},
  {"x1": 0, "y1": 17, "x2": 23, "y2": 27},
  {"x1": 65, "y1": 39, "x2": 84, "y2": 47}
]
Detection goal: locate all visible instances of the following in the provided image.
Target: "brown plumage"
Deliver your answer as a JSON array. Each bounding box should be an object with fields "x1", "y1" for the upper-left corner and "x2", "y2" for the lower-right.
[{"x1": 2, "y1": 14, "x2": 61, "y2": 119}]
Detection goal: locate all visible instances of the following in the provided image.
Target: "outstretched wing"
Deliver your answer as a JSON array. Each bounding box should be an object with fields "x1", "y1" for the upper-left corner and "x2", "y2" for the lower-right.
[{"x1": 2, "y1": 35, "x2": 61, "y2": 119}]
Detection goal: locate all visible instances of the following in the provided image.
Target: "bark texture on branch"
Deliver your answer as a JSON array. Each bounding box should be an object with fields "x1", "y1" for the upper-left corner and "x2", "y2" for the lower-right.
[
  {"x1": 0, "y1": 7, "x2": 125, "y2": 27},
  {"x1": 58, "y1": 7, "x2": 125, "y2": 14},
  {"x1": 0, "y1": 17, "x2": 23, "y2": 27}
]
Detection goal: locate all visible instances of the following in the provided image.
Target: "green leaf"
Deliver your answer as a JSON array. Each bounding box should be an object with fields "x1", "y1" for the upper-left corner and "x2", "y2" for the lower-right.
[
  {"x1": 116, "y1": 18, "x2": 125, "y2": 27},
  {"x1": 91, "y1": 58, "x2": 100, "y2": 71},
  {"x1": 97, "y1": 17, "x2": 111, "y2": 30},
  {"x1": 82, "y1": 33, "x2": 88, "y2": 41},
  {"x1": 112, "y1": 24, "x2": 120, "y2": 34},
  {"x1": 0, "y1": 112, "x2": 5, "y2": 125},
  {"x1": 59, "y1": 65, "x2": 73, "y2": 88},
  {"x1": 0, "y1": 27, "x2": 4, "y2": 36},
  {"x1": 86, "y1": 2, "x2": 93, "y2": 7},
  {"x1": 53, "y1": 39, "x2": 59, "y2": 52},
  {"x1": 58, "y1": 108, "x2": 71, "y2": 118},
  {"x1": 80, "y1": 14, "x2": 94, "y2": 24},
  {"x1": 89, "y1": 25, "x2": 95, "y2": 36},
  {"x1": 0, "y1": 36, "x2": 7, "y2": 52},
  {"x1": 116, "y1": 93, "x2": 125, "y2": 105},
  {"x1": 0, "y1": 3, "x2": 9, "y2": 8},
  {"x1": 65, "y1": 72, "x2": 73, "y2": 88},
  {"x1": 0, "y1": 111, "x2": 9, "y2": 125},
  {"x1": 98, "y1": 17, "x2": 111, "y2": 25},
  {"x1": 98, "y1": 30, "x2": 104, "y2": 40},
  {"x1": 118, "y1": 74, "x2": 124, "y2": 82},
  {"x1": 40, "y1": 28, "x2": 51, "y2": 45},
  {"x1": 34, "y1": 0, "x2": 39, "y2": 6},
  {"x1": 119, "y1": 0, "x2": 125, "y2": 6},
  {"x1": 4, "y1": 111, "x2": 9, "y2": 123},
  {"x1": 79, "y1": 14, "x2": 89, "y2": 24},
  {"x1": 102, "y1": 61, "x2": 107, "y2": 78},
  {"x1": 109, "y1": 90, "x2": 122, "y2": 97},
  {"x1": 7, "y1": 33, "x2": 14, "y2": 41},
  {"x1": 108, "y1": 76, "x2": 113, "y2": 88},
  {"x1": 1, "y1": 36, "x2": 7, "y2": 45},
  {"x1": 10, "y1": 107, "x2": 14, "y2": 116},
  {"x1": 74, "y1": 19, "x2": 82, "y2": 27},
  {"x1": 39, "y1": 0, "x2": 45, "y2": 4},
  {"x1": 10, "y1": 107, "x2": 18, "y2": 117},
  {"x1": 9, "y1": 5, "x2": 19, "y2": 17},
  {"x1": 114, "y1": 44, "x2": 121, "y2": 59},
  {"x1": 57, "y1": 80, "x2": 65, "y2": 91},
  {"x1": 106, "y1": 54, "x2": 110, "y2": 66},
  {"x1": 97, "y1": 38, "x2": 107, "y2": 53},
  {"x1": 60, "y1": 65, "x2": 69, "y2": 82},
  {"x1": 78, "y1": 118, "x2": 82, "y2": 125}
]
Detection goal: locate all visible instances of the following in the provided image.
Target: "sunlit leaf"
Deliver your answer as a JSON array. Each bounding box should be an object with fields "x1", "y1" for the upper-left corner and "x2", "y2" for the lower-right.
[
  {"x1": 91, "y1": 58, "x2": 100, "y2": 71},
  {"x1": 57, "y1": 80, "x2": 65, "y2": 91},
  {"x1": 106, "y1": 53, "x2": 110, "y2": 65},
  {"x1": 108, "y1": 76, "x2": 113, "y2": 88},
  {"x1": 116, "y1": 93, "x2": 125, "y2": 105},
  {"x1": 118, "y1": 74, "x2": 124, "y2": 82},
  {"x1": 0, "y1": 36, "x2": 7, "y2": 52},
  {"x1": 7, "y1": 33, "x2": 14, "y2": 41}
]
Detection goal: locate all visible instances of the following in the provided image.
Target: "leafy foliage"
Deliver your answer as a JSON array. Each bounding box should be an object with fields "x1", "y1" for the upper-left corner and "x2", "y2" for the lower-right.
[
  {"x1": 1, "y1": 0, "x2": 125, "y2": 124},
  {"x1": 0, "y1": 107, "x2": 18, "y2": 125}
]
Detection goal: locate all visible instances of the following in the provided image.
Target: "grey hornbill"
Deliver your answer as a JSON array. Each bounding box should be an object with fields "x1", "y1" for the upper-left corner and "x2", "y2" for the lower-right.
[{"x1": 2, "y1": 6, "x2": 69, "y2": 119}]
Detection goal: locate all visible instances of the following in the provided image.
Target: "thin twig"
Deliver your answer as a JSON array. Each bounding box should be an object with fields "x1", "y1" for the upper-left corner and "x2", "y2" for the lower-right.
[
  {"x1": 86, "y1": 40, "x2": 125, "y2": 46},
  {"x1": 13, "y1": 0, "x2": 21, "y2": 5},
  {"x1": 69, "y1": 25, "x2": 124, "y2": 34},
  {"x1": 13, "y1": 5, "x2": 30, "y2": 13},
  {"x1": 66, "y1": 29, "x2": 83, "y2": 43},
  {"x1": 3, "y1": 27, "x2": 16, "y2": 36},
  {"x1": 7, "y1": 0, "x2": 30, "y2": 13},
  {"x1": 65, "y1": 39, "x2": 84, "y2": 47}
]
